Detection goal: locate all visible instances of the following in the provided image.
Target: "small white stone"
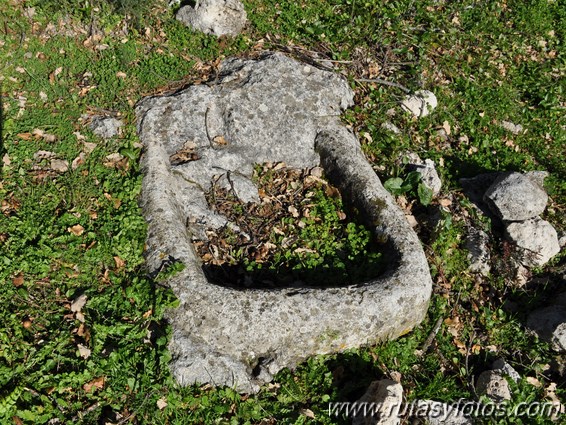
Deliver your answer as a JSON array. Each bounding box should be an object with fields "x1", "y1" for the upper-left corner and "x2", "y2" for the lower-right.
[
  {"x1": 505, "y1": 218, "x2": 560, "y2": 267},
  {"x1": 476, "y1": 370, "x2": 512, "y2": 402},
  {"x1": 381, "y1": 121, "x2": 401, "y2": 134},
  {"x1": 401, "y1": 90, "x2": 437, "y2": 118},
  {"x1": 500, "y1": 120, "x2": 523, "y2": 135}
]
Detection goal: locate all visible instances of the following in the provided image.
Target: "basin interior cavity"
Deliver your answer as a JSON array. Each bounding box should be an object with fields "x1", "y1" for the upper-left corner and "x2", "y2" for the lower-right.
[{"x1": 194, "y1": 161, "x2": 387, "y2": 289}]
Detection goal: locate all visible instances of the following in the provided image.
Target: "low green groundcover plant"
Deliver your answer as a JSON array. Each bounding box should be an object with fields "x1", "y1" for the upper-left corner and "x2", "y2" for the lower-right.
[{"x1": 195, "y1": 162, "x2": 385, "y2": 287}]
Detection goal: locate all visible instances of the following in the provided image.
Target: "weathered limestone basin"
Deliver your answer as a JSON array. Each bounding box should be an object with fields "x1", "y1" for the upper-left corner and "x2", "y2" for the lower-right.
[{"x1": 136, "y1": 52, "x2": 432, "y2": 393}]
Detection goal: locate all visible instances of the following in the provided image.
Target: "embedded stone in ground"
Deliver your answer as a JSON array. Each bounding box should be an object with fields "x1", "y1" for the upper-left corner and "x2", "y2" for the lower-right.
[
  {"x1": 136, "y1": 52, "x2": 432, "y2": 393},
  {"x1": 176, "y1": 0, "x2": 247, "y2": 37},
  {"x1": 484, "y1": 171, "x2": 548, "y2": 222},
  {"x1": 505, "y1": 217, "x2": 560, "y2": 267}
]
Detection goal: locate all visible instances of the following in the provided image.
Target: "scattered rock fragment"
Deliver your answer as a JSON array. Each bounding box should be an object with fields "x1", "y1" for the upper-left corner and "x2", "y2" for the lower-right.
[
  {"x1": 484, "y1": 172, "x2": 548, "y2": 222},
  {"x1": 505, "y1": 218, "x2": 560, "y2": 267},
  {"x1": 500, "y1": 120, "x2": 523, "y2": 135},
  {"x1": 527, "y1": 305, "x2": 566, "y2": 352},
  {"x1": 476, "y1": 370, "x2": 512, "y2": 402},
  {"x1": 50, "y1": 159, "x2": 69, "y2": 173},
  {"x1": 352, "y1": 379, "x2": 403, "y2": 425},
  {"x1": 463, "y1": 170, "x2": 559, "y2": 268},
  {"x1": 89, "y1": 116, "x2": 123, "y2": 139},
  {"x1": 492, "y1": 358, "x2": 521, "y2": 383},
  {"x1": 464, "y1": 226, "x2": 491, "y2": 276},
  {"x1": 176, "y1": 0, "x2": 247, "y2": 37},
  {"x1": 400, "y1": 90, "x2": 437, "y2": 118},
  {"x1": 381, "y1": 121, "x2": 401, "y2": 134},
  {"x1": 403, "y1": 152, "x2": 442, "y2": 195}
]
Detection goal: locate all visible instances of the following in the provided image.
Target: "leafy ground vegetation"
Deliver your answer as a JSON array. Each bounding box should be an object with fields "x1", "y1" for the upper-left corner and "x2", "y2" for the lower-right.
[
  {"x1": 0, "y1": 0, "x2": 564, "y2": 423},
  {"x1": 195, "y1": 162, "x2": 384, "y2": 288}
]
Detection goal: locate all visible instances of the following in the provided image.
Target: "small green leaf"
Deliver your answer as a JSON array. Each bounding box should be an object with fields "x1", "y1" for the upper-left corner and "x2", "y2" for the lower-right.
[
  {"x1": 383, "y1": 177, "x2": 404, "y2": 194},
  {"x1": 417, "y1": 183, "x2": 433, "y2": 206}
]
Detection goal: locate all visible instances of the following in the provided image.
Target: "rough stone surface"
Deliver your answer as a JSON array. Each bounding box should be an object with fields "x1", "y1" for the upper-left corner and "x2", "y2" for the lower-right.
[
  {"x1": 492, "y1": 358, "x2": 521, "y2": 383},
  {"x1": 484, "y1": 172, "x2": 548, "y2": 222},
  {"x1": 136, "y1": 52, "x2": 433, "y2": 393},
  {"x1": 415, "y1": 400, "x2": 473, "y2": 425},
  {"x1": 352, "y1": 379, "x2": 403, "y2": 425},
  {"x1": 464, "y1": 226, "x2": 491, "y2": 276},
  {"x1": 402, "y1": 152, "x2": 442, "y2": 195},
  {"x1": 400, "y1": 90, "x2": 437, "y2": 118},
  {"x1": 89, "y1": 116, "x2": 123, "y2": 139},
  {"x1": 505, "y1": 218, "x2": 560, "y2": 267},
  {"x1": 412, "y1": 161, "x2": 441, "y2": 195},
  {"x1": 527, "y1": 305, "x2": 566, "y2": 352},
  {"x1": 176, "y1": 0, "x2": 247, "y2": 37},
  {"x1": 476, "y1": 370, "x2": 512, "y2": 402}
]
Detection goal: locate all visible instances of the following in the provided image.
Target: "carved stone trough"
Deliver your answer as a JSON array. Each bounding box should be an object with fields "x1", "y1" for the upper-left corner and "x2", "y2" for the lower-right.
[{"x1": 136, "y1": 52, "x2": 432, "y2": 393}]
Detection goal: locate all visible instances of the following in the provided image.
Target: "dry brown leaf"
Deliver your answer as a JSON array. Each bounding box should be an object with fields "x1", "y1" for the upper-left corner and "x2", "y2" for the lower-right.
[
  {"x1": 83, "y1": 376, "x2": 105, "y2": 392},
  {"x1": 72, "y1": 153, "x2": 85, "y2": 170},
  {"x1": 156, "y1": 398, "x2": 168, "y2": 410},
  {"x1": 300, "y1": 409, "x2": 315, "y2": 419},
  {"x1": 17, "y1": 132, "x2": 33, "y2": 140},
  {"x1": 526, "y1": 376, "x2": 542, "y2": 387},
  {"x1": 212, "y1": 135, "x2": 228, "y2": 146},
  {"x1": 12, "y1": 273, "x2": 24, "y2": 287},
  {"x1": 288, "y1": 206, "x2": 300, "y2": 218},
  {"x1": 77, "y1": 344, "x2": 91, "y2": 359},
  {"x1": 113, "y1": 256, "x2": 125, "y2": 269},
  {"x1": 170, "y1": 141, "x2": 199, "y2": 165},
  {"x1": 103, "y1": 153, "x2": 124, "y2": 168},
  {"x1": 68, "y1": 224, "x2": 85, "y2": 236}
]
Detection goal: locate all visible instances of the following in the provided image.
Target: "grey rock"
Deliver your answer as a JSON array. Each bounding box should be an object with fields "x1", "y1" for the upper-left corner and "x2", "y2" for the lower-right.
[
  {"x1": 352, "y1": 379, "x2": 403, "y2": 425},
  {"x1": 400, "y1": 90, "x2": 437, "y2": 118},
  {"x1": 505, "y1": 218, "x2": 560, "y2": 267},
  {"x1": 559, "y1": 233, "x2": 566, "y2": 248},
  {"x1": 492, "y1": 358, "x2": 521, "y2": 383},
  {"x1": 464, "y1": 226, "x2": 491, "y2": 276},
  {"x1": 381, "y1": 121, "x2": 401, "y2": 134},
  {"x1": 414, "y1": 400, "x2": 473, "y2": 425},
  {"x1": 136, "y1": 52, "x2": 433, "y2": 393},
  {"x1": 89, "y1": 116, "x2": 123, "y2": 139},
  {"x1": 403, "y1": 153, "x2": 442, "y2": 195},
  {"x1": 527, "y1": 305, "x2": 566, "y2": 352},
  {"x1": 176, "y1": 0, "x2": 247, "y2": 37},
  {"x1": 500, "y1": 120, "x2": 523, "y2": 135},
  {"x1": 484, "y1": 172, "x2": 548, "y2": 221},
  {"x1": 476, "y1": 370, "x2": 512, "y2": 402}
]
